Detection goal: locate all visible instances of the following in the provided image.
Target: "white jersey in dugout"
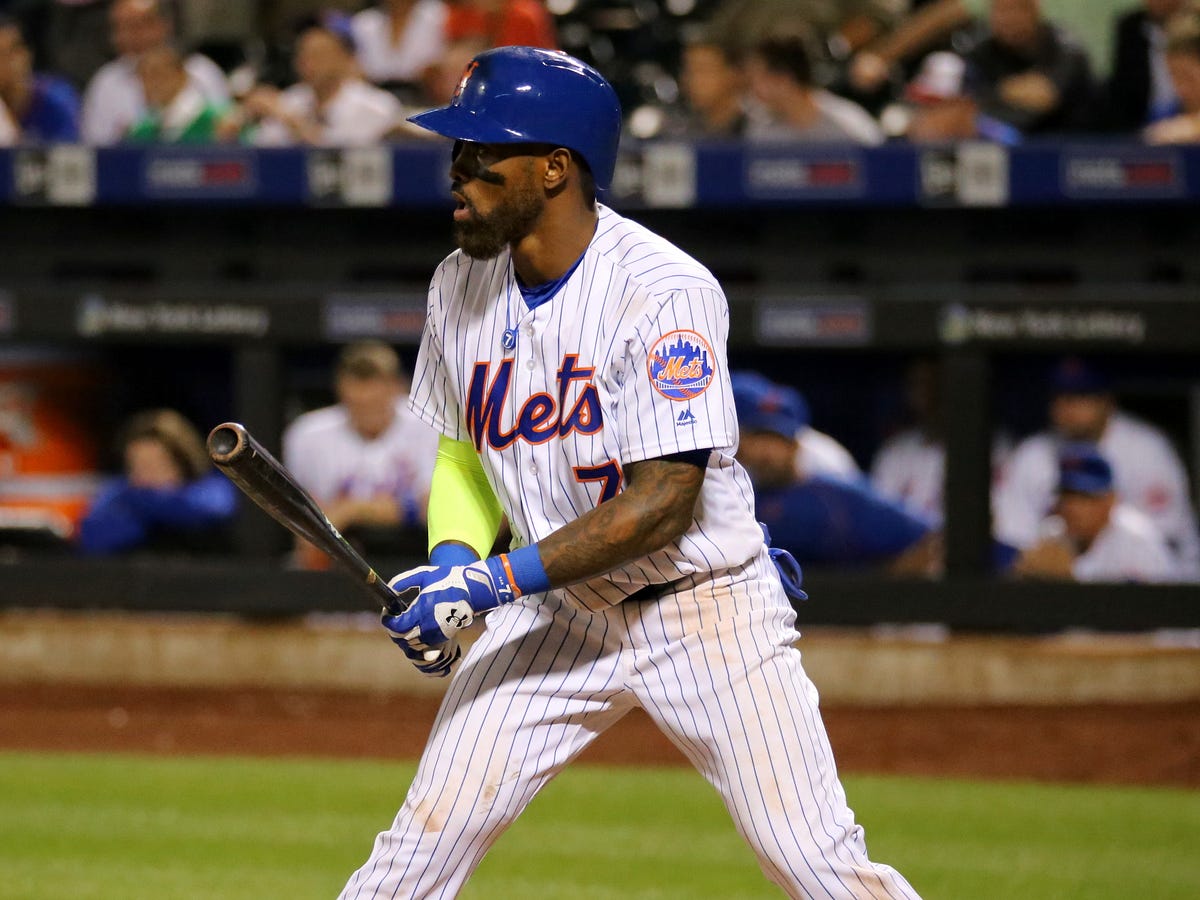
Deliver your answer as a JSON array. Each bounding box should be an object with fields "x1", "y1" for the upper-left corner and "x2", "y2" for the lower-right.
[
  {"x1": 408, "y1": 204, "x2": 765, "y2": 610},
  {"x1": 1069, "y1": 504, "x2": 1176, "y2": 583},
  {"x1": 282, "y1": 399, "x2": 438, "y2": 506},
  {"x1": 993, "y1": 410, "x2": 1200, "y2": 578}
]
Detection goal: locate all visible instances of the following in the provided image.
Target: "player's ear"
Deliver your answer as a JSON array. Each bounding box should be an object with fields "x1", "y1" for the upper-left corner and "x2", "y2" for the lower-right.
[{"x1": 543, "y1": 147, "x2": 573, "y2": 191}]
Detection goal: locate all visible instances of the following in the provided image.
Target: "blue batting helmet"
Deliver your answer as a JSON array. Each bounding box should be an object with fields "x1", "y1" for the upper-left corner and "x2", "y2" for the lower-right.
[{"x1": 408, "y1": 46, "x2": 622, "y2": 192}]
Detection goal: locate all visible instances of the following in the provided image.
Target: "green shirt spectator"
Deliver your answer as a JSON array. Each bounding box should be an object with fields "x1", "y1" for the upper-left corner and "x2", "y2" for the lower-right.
[{"x1": 124, "y1": 44, "x2": 234, "y2": 143}]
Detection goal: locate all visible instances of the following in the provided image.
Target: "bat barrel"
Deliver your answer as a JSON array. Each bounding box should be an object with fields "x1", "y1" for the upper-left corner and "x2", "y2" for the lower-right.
[{"x1": 208, "y1": 422, "x2": 248, "y2": 464}]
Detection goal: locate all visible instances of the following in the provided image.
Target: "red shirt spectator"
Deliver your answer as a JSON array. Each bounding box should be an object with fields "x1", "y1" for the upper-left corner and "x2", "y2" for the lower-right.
[{"x1": 446, "y1": 0, "x2": 558, "y2": 50}]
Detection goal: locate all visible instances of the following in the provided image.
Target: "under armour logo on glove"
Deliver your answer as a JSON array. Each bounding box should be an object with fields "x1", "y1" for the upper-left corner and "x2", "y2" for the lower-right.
[{"x1": 439, "y1": 603, "x2": 474, "y2": 631}]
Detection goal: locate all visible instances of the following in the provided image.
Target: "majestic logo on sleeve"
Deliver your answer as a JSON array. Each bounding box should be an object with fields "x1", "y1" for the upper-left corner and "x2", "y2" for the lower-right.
[
  {"x1": 466, "y1": 354, "x2": 603, "y2": 451},
  {"x1": 648, "y1": 330, "x2": 714, "y2": 401}
]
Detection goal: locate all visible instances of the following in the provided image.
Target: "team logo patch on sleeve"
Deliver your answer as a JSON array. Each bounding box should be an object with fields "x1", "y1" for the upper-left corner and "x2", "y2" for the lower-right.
[{"x1": 648, "y1": 329, "x2": 715, "y2": 401}]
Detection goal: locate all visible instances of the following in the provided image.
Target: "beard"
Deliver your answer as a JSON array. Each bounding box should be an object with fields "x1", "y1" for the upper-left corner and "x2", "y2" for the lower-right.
[{"x1": 454, "y1": 179, "x2": 543, "y2": 260}]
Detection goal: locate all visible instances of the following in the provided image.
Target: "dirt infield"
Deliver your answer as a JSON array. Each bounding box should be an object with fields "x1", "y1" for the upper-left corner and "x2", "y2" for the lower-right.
[{"x1": 2, "y1": 683, "x2": 1197, "y2": 787}]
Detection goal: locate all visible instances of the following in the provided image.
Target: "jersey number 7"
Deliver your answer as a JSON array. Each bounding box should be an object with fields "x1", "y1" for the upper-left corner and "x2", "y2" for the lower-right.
[{"x1": 573, "y1": 459, "x2": 622, "y2": 504}]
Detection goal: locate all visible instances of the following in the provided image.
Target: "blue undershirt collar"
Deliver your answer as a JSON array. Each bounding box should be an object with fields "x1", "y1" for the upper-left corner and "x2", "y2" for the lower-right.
[{"x1": 516, "y1": 249, "x2": 586, "y2": 311}]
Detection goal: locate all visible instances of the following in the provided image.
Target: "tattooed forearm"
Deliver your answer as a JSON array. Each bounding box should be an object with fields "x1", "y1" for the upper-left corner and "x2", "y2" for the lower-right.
[{"x1": 538, "y1": 457, "x2": 704, "y2": 588}]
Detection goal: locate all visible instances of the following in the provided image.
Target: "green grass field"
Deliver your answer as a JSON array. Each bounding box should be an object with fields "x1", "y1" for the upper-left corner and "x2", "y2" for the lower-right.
[{"x1": 2, "y1": 751, "x2": 1198, "y2": 899}]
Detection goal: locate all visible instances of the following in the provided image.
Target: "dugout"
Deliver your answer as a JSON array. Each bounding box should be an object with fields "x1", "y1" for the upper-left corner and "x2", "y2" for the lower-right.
[{"x1": 0, "y1": 142, "x2": 1197, "y2": 634}]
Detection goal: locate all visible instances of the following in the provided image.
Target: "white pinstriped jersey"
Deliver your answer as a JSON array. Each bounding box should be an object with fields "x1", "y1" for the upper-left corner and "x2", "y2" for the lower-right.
[{"x1": 408, "y1": 204, "x2": 765, "y2": 610}]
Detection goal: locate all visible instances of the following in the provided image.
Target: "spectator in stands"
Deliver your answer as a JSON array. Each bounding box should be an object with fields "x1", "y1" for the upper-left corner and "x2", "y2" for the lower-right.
[
  {"x1": 1144, "y1": 7, "x2": 1200, "y2": 143},
  {"x1": 351, "y1": 0, "x2": 449, "y2": 96},
  {"x1": 962, "y1": 0, "x2": 1098, "y2": 135},
  {"x1": 733, "y1": 371, "x2": 941, "y2": 575},
  {"x1": 445, "y1": 0, "x2": 558, "y2": 52},
  {"x1": 77, "y1": 408, "x2": 238, "y2": 557},
  {"x1": 0, "y1": 14, "x2": 80, "y2": 142},
  {"x1": 884, "y1": 48, "x2": 1022, "y2": 141},
  {"x1": 993, "y1": 357, "x2": 1200, "y2": 580},
  {"x1": 848, "y1": 0, "x2": 977, "y2": 99},
  {"x1": 744, "y1": 32, "x2": 885, "y2": 143},
  {"x1": 1012, "y1": 444, "x2": 1177, "y2": 582},
  {"x1": 232, "y1": 15, "x2": 406, "y2": 146},
  {"x1": 1106, "y1": 0, "x2": 1189, "y2": 132},
  {"x1": 664, "y1": 30, "x2": 751, "y2": 138},
  {"x1": 709, "y1": 0, "x2": 909, "y2": 73},
  {"x1": 282, "y1": 341, "x2": 437, "y2": 569},
  {"x1": 80, "y1": 0, "x2": 229, "y2": 145},
  {"x1": 125, "y1": 44, "x2": 232, "y2": 142}
]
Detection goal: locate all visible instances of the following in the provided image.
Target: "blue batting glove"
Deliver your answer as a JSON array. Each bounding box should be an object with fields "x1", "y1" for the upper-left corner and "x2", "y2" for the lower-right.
[
  {"x1": 381, "y1": 560, "x2": 506, "y2": 648},
  {"x1": 381, "y1": 547, "x2": 551, "y2": 649}
]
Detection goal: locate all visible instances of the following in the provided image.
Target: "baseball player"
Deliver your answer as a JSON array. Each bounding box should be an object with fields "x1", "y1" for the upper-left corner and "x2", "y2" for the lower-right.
[
  {"x1": 733, "y1": 372, "x2": 941, "y2": 576},
  {"x1": 282, "y1": 340, "x2": 437, "y2": 568},
  {"x1": 1012, "y1": 444, "x2": 1177, "y2": 582},
  {"x1": 340, "y1": 47, "x2": 921, "y2": 900}
]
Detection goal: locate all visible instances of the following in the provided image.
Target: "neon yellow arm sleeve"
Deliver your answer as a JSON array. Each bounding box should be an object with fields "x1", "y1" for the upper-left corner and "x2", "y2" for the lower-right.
[{"x1": 427, "y1": 434, "x2": 504, "y2": 560}]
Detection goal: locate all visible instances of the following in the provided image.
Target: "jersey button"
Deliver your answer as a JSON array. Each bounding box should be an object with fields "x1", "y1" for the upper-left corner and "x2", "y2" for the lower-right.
[
  {"x1": 525, "y1": 359, "x2": 536, "y2": 370},
  {"x1": 528, "y1": 463, "x2": 538, "y2": 475}
]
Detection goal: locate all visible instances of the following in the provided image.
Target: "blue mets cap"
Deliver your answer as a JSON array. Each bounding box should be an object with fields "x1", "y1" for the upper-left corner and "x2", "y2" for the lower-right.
[
  {"x1": 1058, "y1": 444, "x2": 1114, "y2": 495},
  {"x1": 408, "y1": 46, "x2": 623, "y2": 192},
  {"x1": 732, "y1": 371, "x2": 810, "y2": 439},
  {"x1": 1050, "y1": 358, "x2": 1110, "y2": 396}
]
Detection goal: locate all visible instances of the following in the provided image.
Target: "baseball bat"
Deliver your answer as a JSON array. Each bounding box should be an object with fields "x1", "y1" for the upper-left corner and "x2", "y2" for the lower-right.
[{"x1": 207, "y1": 422, "x2": 410, "y2": 615}]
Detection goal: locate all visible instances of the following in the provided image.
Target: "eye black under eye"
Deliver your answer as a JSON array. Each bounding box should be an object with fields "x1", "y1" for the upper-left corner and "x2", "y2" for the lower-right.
[{"x1": 452, "y1": 141, "x2": 496, "y2": 166}]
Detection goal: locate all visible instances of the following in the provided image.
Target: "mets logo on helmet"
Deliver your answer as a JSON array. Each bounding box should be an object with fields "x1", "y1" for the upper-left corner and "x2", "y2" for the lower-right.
[
  {"x1": 454, "y1": 60, "x2": 479, "y2": 100},
  {"x1": 648, "y1": 329, "x2": 714, "y2": 401}
]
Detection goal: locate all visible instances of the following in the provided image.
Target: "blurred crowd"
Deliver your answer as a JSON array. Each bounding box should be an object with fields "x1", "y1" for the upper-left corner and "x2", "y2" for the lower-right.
[{"x1": 2, "y1": 0, "x2": 1200, "y2": 147}]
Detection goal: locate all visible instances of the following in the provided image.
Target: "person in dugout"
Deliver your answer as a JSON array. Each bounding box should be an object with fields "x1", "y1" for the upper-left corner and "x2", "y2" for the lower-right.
[
  {"x1": 77, "y1": 408, "x2": 237, "y2": 556},
  {"x1": 732, "y1": 370, "x2": 944, "y2": 576}
]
